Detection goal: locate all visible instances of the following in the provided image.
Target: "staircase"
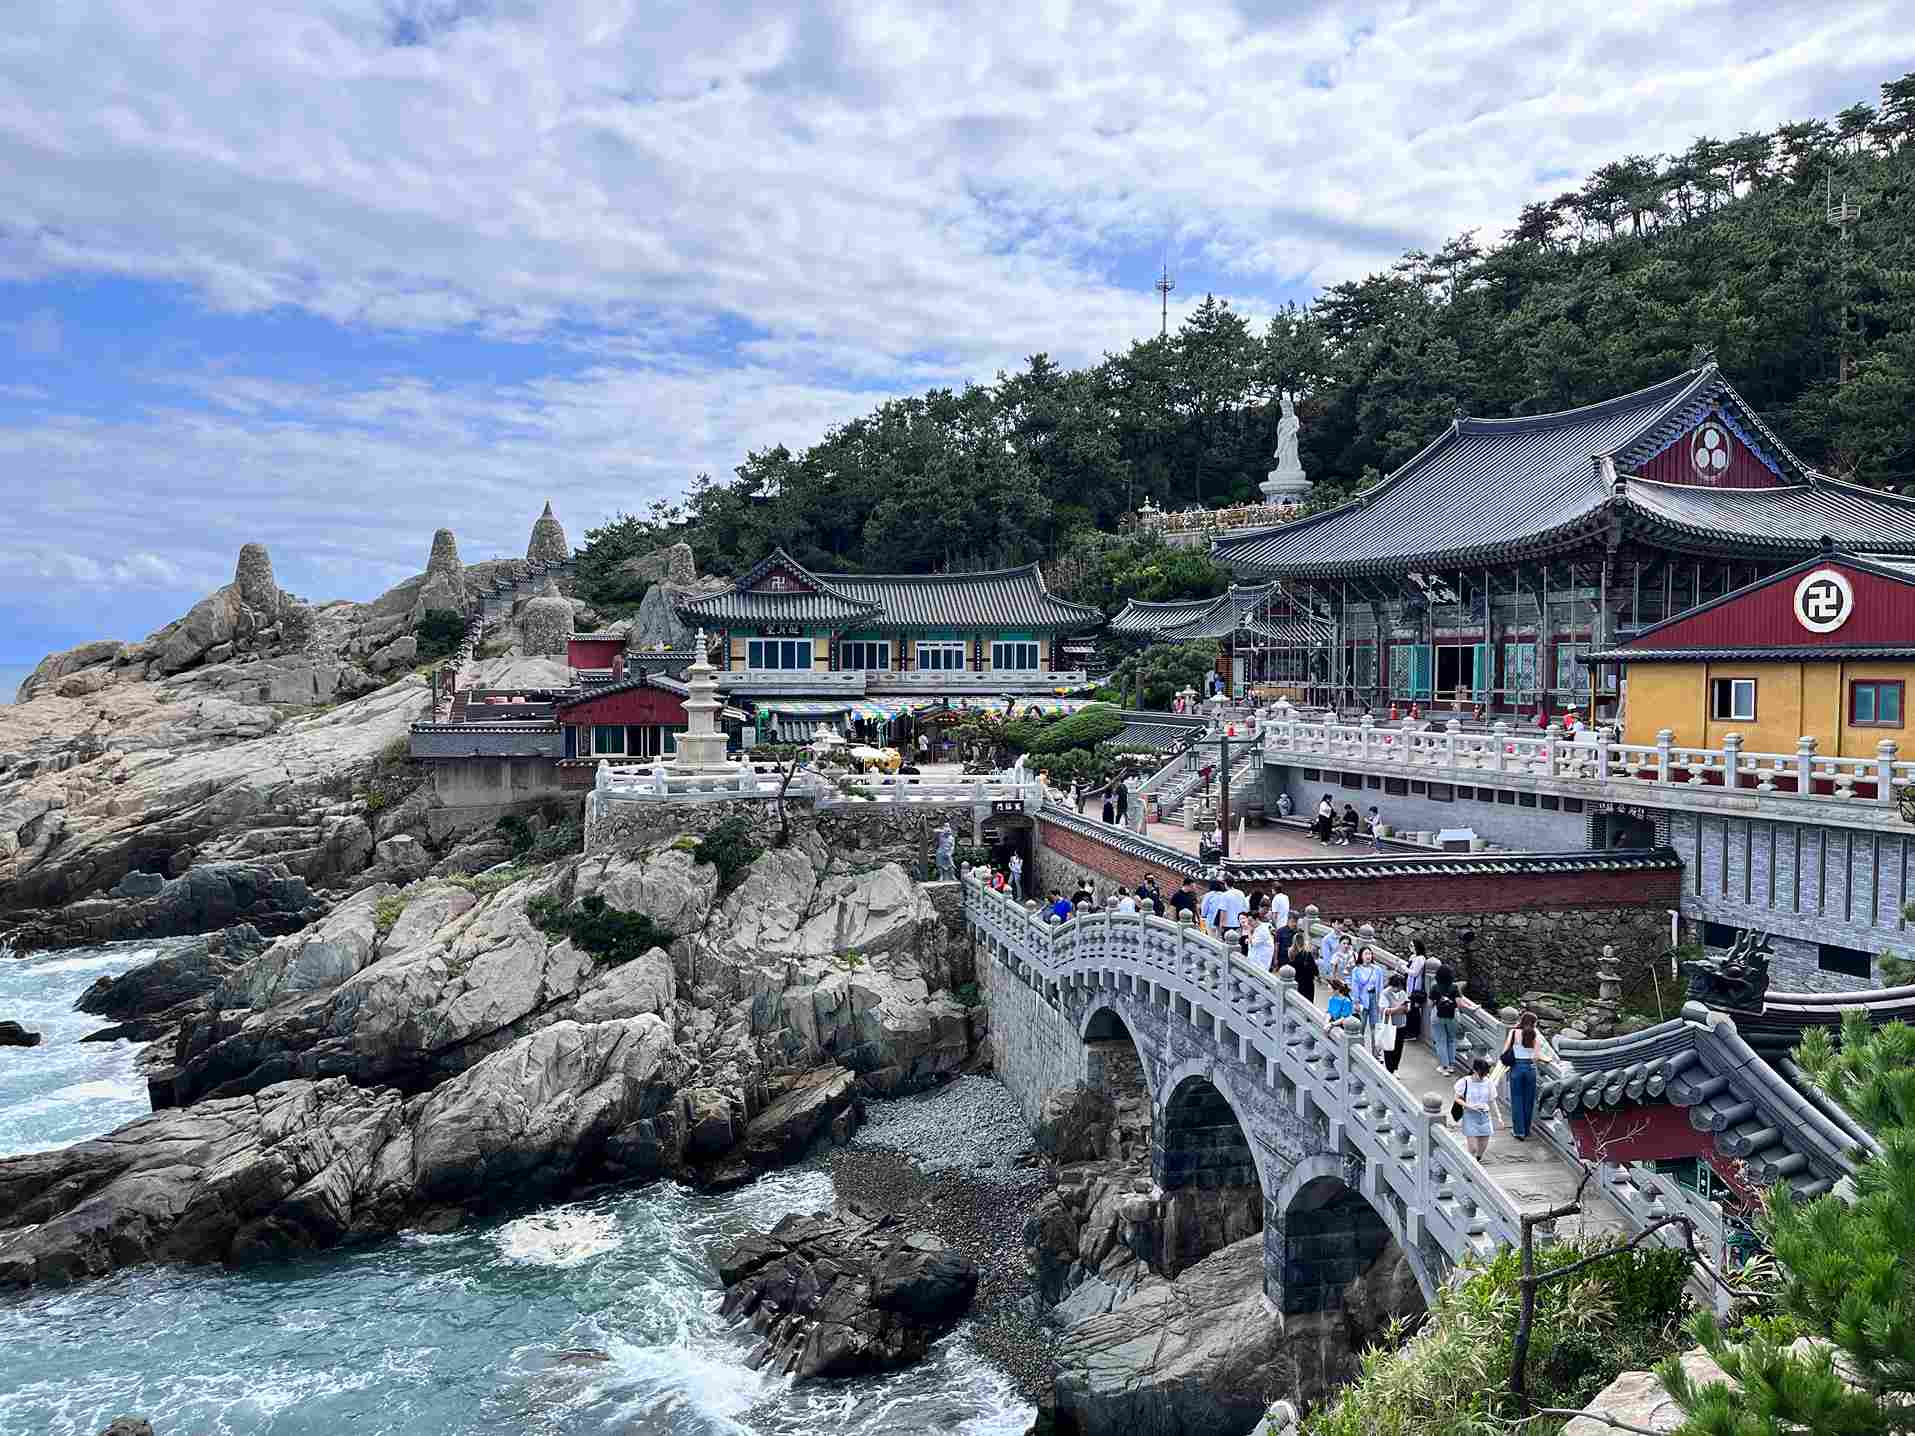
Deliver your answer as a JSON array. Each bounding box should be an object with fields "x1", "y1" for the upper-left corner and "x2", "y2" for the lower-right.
[{"x1": 1176, "y1": 746, "x2": 1262, "y2": 830}]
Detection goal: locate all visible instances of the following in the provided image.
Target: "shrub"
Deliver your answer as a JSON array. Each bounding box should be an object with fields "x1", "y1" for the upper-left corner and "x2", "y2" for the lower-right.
[
  {"x1": 998, "y1": 704, "x2": 1124, "y2": 756},
  {"x1": 1303, "y1": 1238, "x2": 1691, "y2": 1436},
  {"x1": 526, "y1": 893, "x2": 675, "y2": 965},
  {"x1": 414, "y1": 609, "x2": 467, "y2": 663},
  {"x1": 528, "y1": 819, "x2": 581, "y2": 861},
  {"x1": 495, "y1": 813, "x2": 535, "y2": 856},
  {"x1": 694, "y1": 814, "x2": 763, "y2": 893},
  {"x1": 443, "y1": 865, "x2": 535, "y2": 895},
  {"x1": 372, "y1": 894, "x2": 407, "y2": 937}
]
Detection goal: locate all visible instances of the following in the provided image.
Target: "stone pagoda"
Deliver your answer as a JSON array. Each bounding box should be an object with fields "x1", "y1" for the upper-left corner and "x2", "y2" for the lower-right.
[{"x1": 671, "y1": 629, "x2": 737, "y2": 773}]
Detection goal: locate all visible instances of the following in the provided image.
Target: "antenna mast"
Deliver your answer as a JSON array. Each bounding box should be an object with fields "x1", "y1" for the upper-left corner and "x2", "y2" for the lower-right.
[
  {"x1": 1154, "y1": 259, "x2": 1176, "y2": 338},
  {"x1": 1827, "y1": 174, "x2": 1862, "y2": 385}
]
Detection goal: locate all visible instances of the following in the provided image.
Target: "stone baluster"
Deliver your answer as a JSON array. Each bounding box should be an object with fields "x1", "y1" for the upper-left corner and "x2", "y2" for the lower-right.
[
  {"x1": 1444, "y1": 717, "x2": 1460, "y2": 770},
  {"x1": 1721, "y1": 732, "x2": 1742, "y2": 791},
  {"x1": 1594, "y1": 724, "x2": 1613, "y2": 781},
  {"x1": 1360, "y1": 713, "x2": 1375, "y2": 764},
  {"x1": 1656, "y1": 727, "x2": 1674, "y2": 785},
  {"x1": 1542, "y1": 721, "x2": 1561, "y2": 776},
  {"x1": 1879, "y1": 739, "x2": 1901, "y2": 805},
  {"x1": 1795, "y1": 735, "x2": 1817, "y2": 795},
  {"x1": 1492, "y1": 720, "x2": 1509, "y2": 774}
]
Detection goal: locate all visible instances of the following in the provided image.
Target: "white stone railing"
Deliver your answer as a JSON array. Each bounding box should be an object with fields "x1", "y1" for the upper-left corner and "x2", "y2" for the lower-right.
[
  {"x1": 966, "y1": 878, "x2": 1733, "y2": 1305},
  {"x1": 591, "y1": 760, "x2": 1044, "y2": 811},
  {"x1": 1262, "y1": 715, "x2": 1914, "y2": 808},
  {"x1": 865, "y1": 669, "x2": 1090, "y2": 693},
  {"x1": 714, "y1": 671, "x2": 868, "y2": 694}
]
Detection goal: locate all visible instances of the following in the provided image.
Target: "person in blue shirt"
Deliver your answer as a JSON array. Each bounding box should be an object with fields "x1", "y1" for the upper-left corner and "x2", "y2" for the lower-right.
[
  {"x1": 1325, "y1": 980, "x2": 1355, "y2": 1024},
  {"x1": 1199, "y1": 880, "x2": 1225, "y2": 935},
  {"x1": 1318, "y1": 925, "x2": 1342, "y2": 980},
  {"x1": 1047, "y1": 890, "x2": 1072, "y2": 922},
  {"x1": 1350, "y1": 946, "x2": 1385, "y2": 1054}
]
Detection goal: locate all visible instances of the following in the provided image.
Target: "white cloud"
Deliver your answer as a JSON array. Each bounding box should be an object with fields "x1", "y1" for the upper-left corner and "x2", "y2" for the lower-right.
[{"x1": 0, "y1": 0, "x2": 1911, "y2": 655}]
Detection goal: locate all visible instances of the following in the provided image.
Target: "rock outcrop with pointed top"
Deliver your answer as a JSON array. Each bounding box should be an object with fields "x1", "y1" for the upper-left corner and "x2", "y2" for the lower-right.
[
  {"x1": 234, "y1": 544, "x2": 281, "y2": 612},
  {"x1": 410, "y1": 528, "x2": 466, "y2": 623},
  {"x1": 526, "y1": 500, "x2": 570, "y2": 565},
  {"x1": 521, "y1": 577, "x2": 574, "y2": 656}
]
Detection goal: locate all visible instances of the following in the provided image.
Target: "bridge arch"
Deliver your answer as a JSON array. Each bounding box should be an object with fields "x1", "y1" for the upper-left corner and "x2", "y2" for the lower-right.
[
  {"x1": 1153, "y1": 1058, "x2": 1271, "y2": 1275},
  {"x1": 1274, "y1": 1153, "x2": 1437, "y2": 1313},
  {"x1": 1079, "y1": 1001, "x2": 1156, "y2": 1106}
]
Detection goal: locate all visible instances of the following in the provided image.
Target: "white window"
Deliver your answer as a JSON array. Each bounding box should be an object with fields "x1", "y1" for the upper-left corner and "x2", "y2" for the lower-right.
[
  {"x1": 747, "y1": 638, "x2": 814, "y2": 670},
  {"x1": 840, "y1": 640, "x2": 891, "y2": 671},
  {"x1": 917, "y1": 641, "x2": 967, "y2": 671},
  {"x1": 992, "y1": 641, "x2": 1040, "y2": 671},
  {"x1": 1709, "y1": 677, "x2": 1756, "y2": 721}
]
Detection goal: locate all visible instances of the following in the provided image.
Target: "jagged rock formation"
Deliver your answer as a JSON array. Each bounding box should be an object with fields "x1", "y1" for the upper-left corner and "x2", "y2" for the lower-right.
[
  {"x1": 0, "y1": 1015, "x2": 689, "y2": 1286},
  {"x1": 0, "y1": 825, "x2": 974, "y2": 1289},
  {"x1": 611, "y1": 541, "x2": 697, "y2": 593},
  {"x1": 526, "y1": 500, "x2": 570, "y2": 565},
  {"x1": 718, "y1": 1205, "x2": 979, "y2": 1379},
  {"x1": 622, "y1": 544, "x2": 728, "y2": 650},
  {"x1": 1046, "y1": 1235, "x2": 1295, "y2": 1436},
  {"x1": 521, "y1": 578, "x2": 574, "y2": 657}
]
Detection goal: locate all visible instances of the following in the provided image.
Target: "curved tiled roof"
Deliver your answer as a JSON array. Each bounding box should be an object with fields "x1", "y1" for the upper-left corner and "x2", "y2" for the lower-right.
[
  {"x1": 1539, "y1": 1003, "x2": 1875, "y2": 1201},
  {"x1": 675, "y1": 548, "x2": 1099, "y2": 631},
  {"x1": 1621, "y1": 475, "x2": 1915, "y2": 552},
  {"x1": 820, "y1": 565, "x2": 1101, "y2": 631},
  {"x1": 1107, "y1": 595, "x2": 1219, "y2": 636},
  {"x1": 1215, "y1": 366, "x2": 1915, "y2": 579}
]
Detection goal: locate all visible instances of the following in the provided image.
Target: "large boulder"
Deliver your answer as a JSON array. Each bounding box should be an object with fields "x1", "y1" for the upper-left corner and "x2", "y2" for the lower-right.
[
  {"x1": 15, "y1": 639, "x2": 127, "y2": 703},
  {"x1": 1048, "y1": 1234, "x2": 1291, "y2": 1436},
  {"x1": 76, "y1": 925, "x2": 268, "y2": 1021},
  {"x1": 211, "y1": 885, "x2": 398, "y2": 1012},
  {"x1": 0, "y1": 1015, "x2": 695, "y2": 1288},
  {"x1": 0, "y1": 1022, "x2": 41, "y2": 1047},
  {"x1": 609, "y1": 542, "x2": 698, "y2": 596},
  {"x1": 718, "y1": 1205, "x2": 978, "y2": 1380},
  {"x1": 13, "y1": 862, "x2": 324, "y2": 951},
  {"x1": 741, "y1": 1066, "x2": 860, "y2": 1166},
  {"x1": 521, "y1": 579, "x2": 574, "y2": 657},
  {"x1": 1036, "y1": 1085, "x2": 1116, "y2": 1164},
  {"x1": 1561, "y1": 1349, "x2": 1732, "y2": 1435}
]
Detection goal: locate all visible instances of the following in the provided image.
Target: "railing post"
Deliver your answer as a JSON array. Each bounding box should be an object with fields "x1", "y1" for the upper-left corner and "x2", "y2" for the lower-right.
[
  {"x1": 1417, "y1": 1092, "x2": 1443, "y2": 1216},
  {"x1": 1594, "y1": 724, "x2": 1612, "y2": 782},
  {"x1": 1443, "y1": 717, "x2": 1460, "y2": 771},
  {"x1": 1879, "y1": 739, "x2": 1899, "y2": 805},
  {"x1": 1656, "y1": 727, "x2": 1674, "y2": 785},
  {"x1": 1542, "y1": 722, "x2": 1560, "y2": 776},
  {"x1": 1795, "y1": 735, "x2": 1817, "y2": 794},
  {"x1": 1360, "y1": 713, "x2": 1375, "y2": 765},
  {"x1": 1722, "y1": 731, "x2": 1742, "y2": 791},
  {"x1": 1492, "y1": 720, "x2": 1509, "y2": 775}
]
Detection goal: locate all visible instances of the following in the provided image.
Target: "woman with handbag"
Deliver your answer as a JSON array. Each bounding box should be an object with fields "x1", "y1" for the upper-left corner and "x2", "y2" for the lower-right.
[
  {"x1": 1404, "y1": 939, "x2": 1429, "y2": 1043},
  {"x1": 1501, "y1": 1010, "x2": 1553, "y2": 1141},
  {"x1": 1379, "y1": 973, "x2": 1410, "y2": 1073},
  {"x1": 1454, "y1": 1058, "x2": 1497, "y2": 1159}
]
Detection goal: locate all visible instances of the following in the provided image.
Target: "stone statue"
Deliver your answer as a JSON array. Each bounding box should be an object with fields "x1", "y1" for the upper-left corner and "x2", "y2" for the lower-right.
[
  {"x1": 1260, "y1": 392, "x2": 1310, "y2": 500},
  {"x1": 1680, "y1": 928, "x2": 1773, "y2": 1009}
]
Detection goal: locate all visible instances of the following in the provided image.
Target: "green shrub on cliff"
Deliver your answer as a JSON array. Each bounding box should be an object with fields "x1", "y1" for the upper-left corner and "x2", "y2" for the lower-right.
[
  {"x1": 694, "y1": 815, "x2": 763, "y2": 894},
  {"x1": 414, "y1": 609, "x2": 467, "y2": 663},
  {"x1": 525, "y1": 893, "x2": 674, "y2": 966},
  {"x1": 1301, "y1": 1240, "x2": 1689, "y2": 1436}
]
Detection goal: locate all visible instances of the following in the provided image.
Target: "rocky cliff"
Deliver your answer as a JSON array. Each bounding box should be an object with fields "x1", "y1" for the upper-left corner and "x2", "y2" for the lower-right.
[{"x1": 0, "y1": 831, "x2": 979, "y2": 1289}]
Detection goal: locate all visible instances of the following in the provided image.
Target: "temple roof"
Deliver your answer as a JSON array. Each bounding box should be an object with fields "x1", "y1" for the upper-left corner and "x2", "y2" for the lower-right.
[
  {"x1": 1214, "y1": 366, "x2": 1915, "y2": 579},
  {"x1": 675, "y1": 548, "x2": 1100, "y2": 632},
  {"x1": 1107, "y1": 583, "x2": 1301, "y2": 641},
  {"x1": 1538, "y1": 1002, "x2": 1874, "y2": 1201}
]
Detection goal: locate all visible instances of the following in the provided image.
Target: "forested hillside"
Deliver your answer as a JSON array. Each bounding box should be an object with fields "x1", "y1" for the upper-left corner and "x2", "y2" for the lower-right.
[{"x1": 589, "y1": 73, "x2": 1915, "y2": 587}]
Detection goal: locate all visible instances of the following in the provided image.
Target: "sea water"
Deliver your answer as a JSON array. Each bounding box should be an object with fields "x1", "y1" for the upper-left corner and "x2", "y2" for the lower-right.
[{"x1": 0, "y1": 943, "x2": 1034, "y2": 1436}]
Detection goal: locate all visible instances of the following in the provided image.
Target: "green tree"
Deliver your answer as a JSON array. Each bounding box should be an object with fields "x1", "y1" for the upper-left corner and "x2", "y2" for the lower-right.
[
  {"x1": 1111, "y1": 640, "x2": 1219, "y2": 710},
  {"x1": 574, "y1": 500, "x2": 685, "y2": 609}
]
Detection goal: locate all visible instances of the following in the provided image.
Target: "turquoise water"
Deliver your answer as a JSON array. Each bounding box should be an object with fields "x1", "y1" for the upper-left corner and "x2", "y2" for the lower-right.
[{"x1": 0, "y1": 945, "x2": 1032, "y2": 1436}]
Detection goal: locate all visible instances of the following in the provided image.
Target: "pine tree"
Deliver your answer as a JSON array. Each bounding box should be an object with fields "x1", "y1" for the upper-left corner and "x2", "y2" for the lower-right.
[{"x1": 1662, "y1": 1012, "x2": 1915, "y2": 1432}]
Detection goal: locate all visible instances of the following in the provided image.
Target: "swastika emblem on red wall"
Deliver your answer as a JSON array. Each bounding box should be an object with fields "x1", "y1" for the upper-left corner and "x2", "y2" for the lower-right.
[{"x1": 1792, "y1": 568, "x2": 1853, "y2": 634}]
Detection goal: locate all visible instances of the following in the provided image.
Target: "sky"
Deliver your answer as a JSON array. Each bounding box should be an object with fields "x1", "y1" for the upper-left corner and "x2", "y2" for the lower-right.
[{"x1": 3, "y1": 1, "x2": 1913, "y2": 666}]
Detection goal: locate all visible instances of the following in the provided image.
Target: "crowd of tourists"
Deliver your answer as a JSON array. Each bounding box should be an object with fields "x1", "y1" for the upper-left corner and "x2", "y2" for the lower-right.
[{"x1": 967, "y1": 852, "x2": 1555, "y2": 1160}]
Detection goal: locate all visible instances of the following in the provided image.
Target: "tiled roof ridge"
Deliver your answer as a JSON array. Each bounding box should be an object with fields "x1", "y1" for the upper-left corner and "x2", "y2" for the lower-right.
[
  {"x1": 1455, "y1": 366, "x2": 1709, "y2": 435},
  {"x1": 722, "y1": 547, "x2": 881, "y2": 607}
]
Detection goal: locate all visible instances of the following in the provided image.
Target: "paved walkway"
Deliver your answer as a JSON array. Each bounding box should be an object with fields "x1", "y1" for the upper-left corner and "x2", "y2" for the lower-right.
[{"x1": 1286, "y1": 974, "x2": 1629, "y2": 1241}]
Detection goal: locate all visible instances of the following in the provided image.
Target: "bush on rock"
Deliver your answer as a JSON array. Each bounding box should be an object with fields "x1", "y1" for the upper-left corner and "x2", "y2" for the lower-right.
[{"x1": 525, "y1": 893, "x2": 675, "y2": 966}]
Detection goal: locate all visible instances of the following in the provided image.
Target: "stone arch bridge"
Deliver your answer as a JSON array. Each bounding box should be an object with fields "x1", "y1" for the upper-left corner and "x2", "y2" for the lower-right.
[{"x1": 965, "y1": 878, "x2": 1725, "y2": 1318}]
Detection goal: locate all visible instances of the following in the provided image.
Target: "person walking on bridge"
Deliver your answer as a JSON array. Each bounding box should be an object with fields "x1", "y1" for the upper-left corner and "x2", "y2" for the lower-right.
[
  {"x1": 1350, "y1": 946, "x2": 1384, "y2": 1056},
  {"x1": 1501, "y1": 1011, "x2": 1555, "y2": 1141},
  {"x1": 1284, "y1": 918, "x2": 1315, "y2": 1002},
  {"x1": 1455, "y1": 1058, "x2": 1498, "y2": 1160},
  {"x1": 1247, "y1": 913, "x2": 1275, "y2": 971}
]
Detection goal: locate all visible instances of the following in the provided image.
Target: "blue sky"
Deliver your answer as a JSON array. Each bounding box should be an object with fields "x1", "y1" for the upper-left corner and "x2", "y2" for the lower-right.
[{"x1": 3, "y1": 0, "x2": 1911, "y2": 664}]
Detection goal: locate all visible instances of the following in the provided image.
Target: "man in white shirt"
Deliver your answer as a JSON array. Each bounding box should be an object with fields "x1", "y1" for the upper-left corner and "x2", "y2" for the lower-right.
[
  {"x1": 1218, "y1": 879, "x2": 1250, "y2": 936},
  {"x1": 1246, "y1": 914, "x2": 1276, "y2": 970},
  {"x1": 1270, "y1": 887, "x2": 1291, "y2": 930},
  {"x1": 1116, "y1": 890, "x2": 1138, "y2": 914}
]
